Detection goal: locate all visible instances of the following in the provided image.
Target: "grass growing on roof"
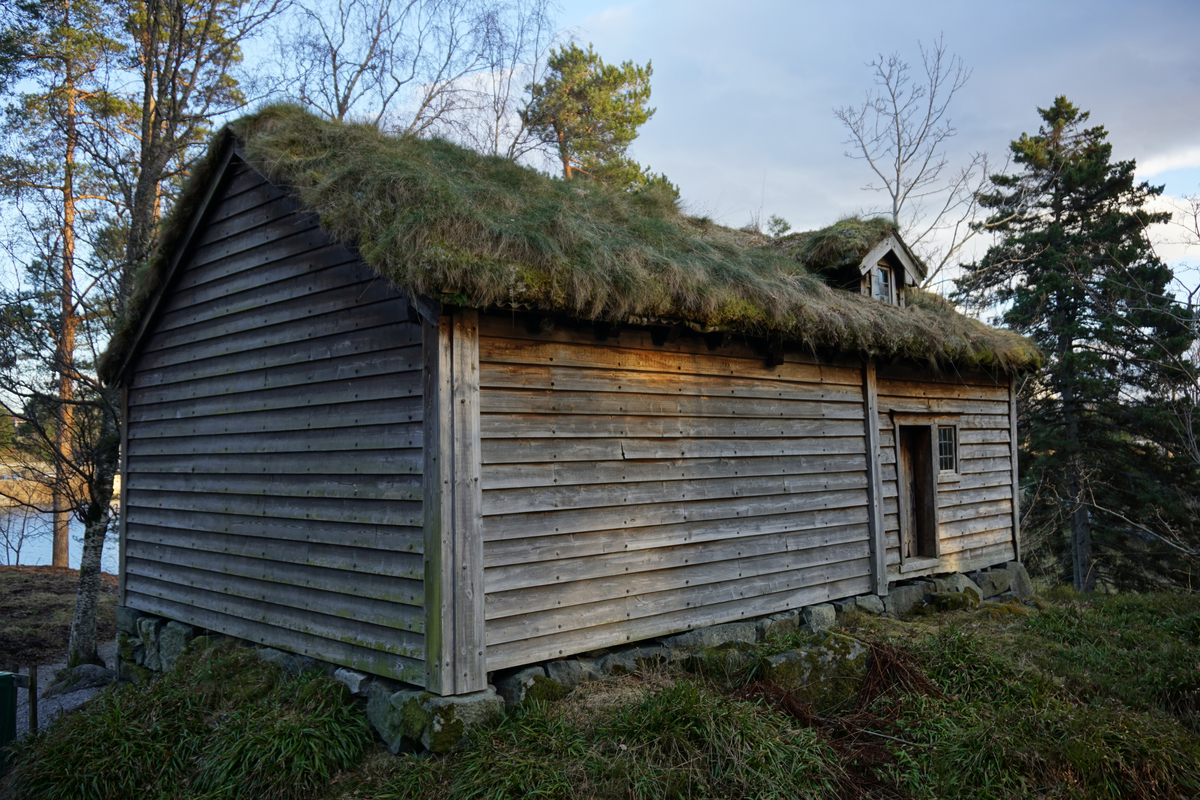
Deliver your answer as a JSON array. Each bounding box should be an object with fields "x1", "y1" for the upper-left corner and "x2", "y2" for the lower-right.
[{"x1": 99, "y1": 103, "x2": 1041, "y2": 382}]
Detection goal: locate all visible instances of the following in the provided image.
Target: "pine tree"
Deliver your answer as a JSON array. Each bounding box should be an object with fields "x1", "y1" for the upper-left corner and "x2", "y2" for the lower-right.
[
  {"x1": 957, "y1": 97, "x2": 1197, "y2": 591},
  {"x1": 523, "y1": 42, "x2": 654, "y2": 186}
]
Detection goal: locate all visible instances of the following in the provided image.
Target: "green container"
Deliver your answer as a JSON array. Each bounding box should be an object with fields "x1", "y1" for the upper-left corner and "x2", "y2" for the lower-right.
[{"x1": 0, "y1": 671, "x2": 15, "y2": 776}]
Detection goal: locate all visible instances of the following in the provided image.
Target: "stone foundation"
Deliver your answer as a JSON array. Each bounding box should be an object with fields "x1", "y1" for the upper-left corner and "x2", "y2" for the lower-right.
[{"x1": 114, "y1": 560, "x2": 1034, "y2": 753}]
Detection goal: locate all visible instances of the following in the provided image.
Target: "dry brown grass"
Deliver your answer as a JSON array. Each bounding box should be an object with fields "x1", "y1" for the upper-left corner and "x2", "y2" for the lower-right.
[{"x1": 0, "y1": 566, "x2": 118, "y2": 669}]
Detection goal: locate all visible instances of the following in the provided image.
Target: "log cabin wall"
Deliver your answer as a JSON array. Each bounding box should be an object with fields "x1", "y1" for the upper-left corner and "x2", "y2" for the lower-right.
[
  {"x1": 121, "y1": 158, "x2": 428, "y2": 685},
  {"x1": 476, "y1": 314, "x2": 877, "y2": 672},
  {"x1": 876, "y1": 366, "x2": 1017, "y2": 579}
]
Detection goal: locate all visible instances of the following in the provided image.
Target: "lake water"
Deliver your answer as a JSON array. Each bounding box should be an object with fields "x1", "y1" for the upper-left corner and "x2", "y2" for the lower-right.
[{"x1": 0, "y1": 508, "x2": 119, "y2": 573}]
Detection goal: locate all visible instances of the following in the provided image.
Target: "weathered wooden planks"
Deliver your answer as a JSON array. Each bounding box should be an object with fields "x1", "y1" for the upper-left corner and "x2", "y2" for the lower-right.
[
  {"x1": 422, "y1": 309, "x2": 487, "y2": 695},
  {"x1": 126, "y1": 590, "x2": 425, "y2": 684},
  {"x1": 122, "y1": 157, "x2": 427, "y2": 686},
  {"x1": 477, "y1": 317, "x2": 875, "y2": 671},
  {"x1": 862, "y1": 362, "x2": 888, "y2": 595},
  {"x1": 874, "y1": 372, "x2": 1017, "y2": 580},
  {"x1": 483, "y1": 452, "x2": 866, "y2": 490}
]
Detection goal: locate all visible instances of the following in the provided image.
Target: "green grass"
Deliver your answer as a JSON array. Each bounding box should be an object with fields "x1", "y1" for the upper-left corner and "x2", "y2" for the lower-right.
[
  {"x1": 8, "y1": 591, "x2": 1200, "y2": 800},
  {"x1": 4, "y1": 637, "x2": 371, "y2": 800}
]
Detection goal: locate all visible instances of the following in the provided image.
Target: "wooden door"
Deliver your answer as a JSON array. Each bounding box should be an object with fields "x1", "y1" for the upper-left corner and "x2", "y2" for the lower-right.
[{"x1": 898, "y1": 425, "x2": 937, "y2": 559}]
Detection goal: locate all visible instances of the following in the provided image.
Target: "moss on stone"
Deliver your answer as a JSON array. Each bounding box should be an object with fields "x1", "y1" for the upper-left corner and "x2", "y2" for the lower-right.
[
  {"x1": 116, "y1": 632, "x2": 138, "y2": 664},
  {"x1": 399, "y1": 695, "x2": 433, "y2": 743},
  {"x1": 118, "y1": 661, "x2": 154, "y2": 686},
  {"x1": 976, "y1": 602, "x2": 1032, "y2": 621},
  {"x1": 523, "y1": 674, "x2": 567, "y2": 705},
  {"x1": 759, "y1": 632, "x2": 868, "y2": 715},
  {"x1": 927, "y1": 591, "x2": 981, "y2": 612},
  {"x1": 425, "y1": 703, "x2": 465, "y2": 753},
  {"x1": 682, "y1": 642, "x2": 758, "y2": 687}
]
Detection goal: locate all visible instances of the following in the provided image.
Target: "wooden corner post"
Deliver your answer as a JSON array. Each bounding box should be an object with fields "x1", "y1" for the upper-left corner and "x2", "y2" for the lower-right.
[
  {"x1": 423, "y1": 308, "x2": 486, "y2": 696},
  {"x1": 1009, "y1": 375, "x2": 1021, "y2": 562},
  {"x1": 862, "y1": 361, "x2": 888, "y2": 596}
]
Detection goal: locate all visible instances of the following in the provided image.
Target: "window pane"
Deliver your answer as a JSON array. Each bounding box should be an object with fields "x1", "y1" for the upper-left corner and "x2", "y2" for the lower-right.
[
  {"x1": 938, "y1": 426, "x2": 956, "y2": 472},
  {"x1": 874, "y1": 267, "x2": 892, "y2": 302}
]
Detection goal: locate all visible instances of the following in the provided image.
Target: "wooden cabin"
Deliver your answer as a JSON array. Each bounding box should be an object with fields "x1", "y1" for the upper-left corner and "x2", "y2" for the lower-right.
[{"x1": 103, "y1": 108, "x2": 1039, "y2": 697}]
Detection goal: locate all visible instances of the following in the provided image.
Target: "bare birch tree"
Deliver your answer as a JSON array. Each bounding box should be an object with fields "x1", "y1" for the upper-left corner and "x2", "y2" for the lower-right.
[
  {"x1": 432, "y1": 0, "x2": 557, "y2": 161},
  {"x1": 835, "y1": 36, "x2": 990, "y2": 288},
  {"x1": 283, "y1": 0, "x2": 495, "y2": 133}
]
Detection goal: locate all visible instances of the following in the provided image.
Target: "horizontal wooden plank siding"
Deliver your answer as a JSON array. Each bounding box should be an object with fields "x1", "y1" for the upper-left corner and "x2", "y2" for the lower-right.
[
  {"x1": 876, "y1": 366, "x2": 1017, "y2": 578},
  {"x1": 477, "y1": 315, "x2": 872, "y2": 671},
  {"x1": 123, "y1": 158, "x2": 426, "y2": 685}
]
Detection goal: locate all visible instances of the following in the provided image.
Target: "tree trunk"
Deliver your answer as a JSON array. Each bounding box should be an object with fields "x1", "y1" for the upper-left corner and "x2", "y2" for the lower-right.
[
  {"x1": 67, "y1": 396, "x2": 118, "y2": 667},
  {"x1": 557, "y1": 127, "x2": 571, "y2": 178},
  {"x1": 53, "y1": 53, "x2": 80, "y2": 569},
  {"x1": 1060, "y1": 360, "x2": 1095, "y2": 591},
  {"x1": 122, "y1": 0, "x2": 165, "y2": 308}
]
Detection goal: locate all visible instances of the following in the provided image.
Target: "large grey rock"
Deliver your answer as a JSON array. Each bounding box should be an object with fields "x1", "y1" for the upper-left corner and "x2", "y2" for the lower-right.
[
  {"x1": 367, "y1": 684, "x2": 504, "y2": 753},
  {"x1": 333, "y1": 667, "x2": 373, "y2": 696},
  {"x1": 115, "y1": 605, "x2": 146, "y2": 636},
  {"x1": 856, "y1": 595, "x2": 885, "y2": 615},
  {"x1": 495, "y1": 666, "x2": 546, "y2": 707},
  {"x1": 832, "y1": 598, "x2": 857, "y2": 619},
  {"x1": 975, "y1": 569, "x2": 1011, "y2": 599},
  {"x1": 116, "y1": 631, "x2": 143, "y2": 668},
  {"x1": 884, "y1": 583, "x2": 930, "y2": 618},
  {"x1": 137, "y1": 616, "x2": 166, "y2": 671},
  {"x1": 257, "y1": 647, "x2": 323, "y2": 676},
  {"x1": 802, "y1": 604, "x2": 836, "y2": 632},
  {"x1": 158, "y1": 621, "x2": 196, "y2": 672},
  {"x1": 598, "y1": 645, "x2": 668, "y2": 675},
  {"x1": 45, "y1": 664, "x2": 116, "y2": 697},
  {"x1": 933, "y1": 573, "x2": 983, "y2": 599},
  {"x1": 759, "y1": 632, "x2": 869, "y2": 714},
  {"x1": 659, "y1": 622, "x2": 757, "y2": 650},
  {"x1": 1005, "y1": 562, "x2": 1034, "y2": 600},
  {"x1": 681, "y1": 642, "x2": 758, "y2": 685},
  {"x1": 924, "y1": 591, "x2": 980, "y2": 612},
  {"x1": 545, "y1": 658, "x2": 601, "y2": 690},
  {"x1": 756, "y1": 611, "x2": 799, "y2": 640}
]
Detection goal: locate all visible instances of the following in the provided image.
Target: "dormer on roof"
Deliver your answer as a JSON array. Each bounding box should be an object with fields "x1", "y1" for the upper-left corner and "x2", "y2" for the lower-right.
[{"x1": 856, "y1": 232, "x2": 926, "y2": 306}]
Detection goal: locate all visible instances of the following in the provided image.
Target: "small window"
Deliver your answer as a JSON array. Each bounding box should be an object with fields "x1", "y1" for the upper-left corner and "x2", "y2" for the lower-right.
[
  {"x1": 873, "y1": 266, "x2": 893, "y2": 303},
  {"x1": 937, "y1": 426, "x2": 957, "y2": 472}
]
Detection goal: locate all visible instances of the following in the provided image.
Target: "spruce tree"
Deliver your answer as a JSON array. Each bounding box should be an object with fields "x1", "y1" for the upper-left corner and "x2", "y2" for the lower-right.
[
  {"x1": 523, "y1": 42, "x2": 654, "y2": 187},
  {"x1": 958, "y1": 97, "x2": 1197, "y2": 591}
]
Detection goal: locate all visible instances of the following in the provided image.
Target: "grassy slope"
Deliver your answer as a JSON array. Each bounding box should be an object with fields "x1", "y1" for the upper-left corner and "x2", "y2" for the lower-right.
[
  {"x1": 7, "y1": 591, "x2": 1200, "y2": 800},
  {"x1": 0, "y1": 566, "x2": 117, "y2": 670}
]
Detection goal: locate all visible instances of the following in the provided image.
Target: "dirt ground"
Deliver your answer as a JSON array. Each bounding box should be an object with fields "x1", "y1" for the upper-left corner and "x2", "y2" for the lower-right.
[{"x1": 0, "y1": 565, "x2": 118, "y2": 670}]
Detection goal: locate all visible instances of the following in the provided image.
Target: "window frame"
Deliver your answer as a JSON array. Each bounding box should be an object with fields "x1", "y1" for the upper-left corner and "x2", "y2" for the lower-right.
[
  {"x1": 873, "y1": 265, "x2": 894, "y2": 304},
  {"x1": 936, "y1": 424, "x2": 960, "y2": 481}
]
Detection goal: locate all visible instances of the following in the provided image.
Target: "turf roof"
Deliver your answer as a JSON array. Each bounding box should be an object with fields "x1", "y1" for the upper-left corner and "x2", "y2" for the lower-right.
[{"x1": 100, "y1": 103, "x2": 1042, "y2": 383}]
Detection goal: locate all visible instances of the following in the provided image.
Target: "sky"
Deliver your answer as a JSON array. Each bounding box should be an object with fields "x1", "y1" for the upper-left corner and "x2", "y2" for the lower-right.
[{"x1": 551, "y1": 0, "x2": 1200, "y2": 278}]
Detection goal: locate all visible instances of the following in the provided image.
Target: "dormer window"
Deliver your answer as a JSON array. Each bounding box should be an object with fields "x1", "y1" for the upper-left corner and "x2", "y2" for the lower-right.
[{"x1": 873, "y1": 265, "x2": 894, "y2": 303}]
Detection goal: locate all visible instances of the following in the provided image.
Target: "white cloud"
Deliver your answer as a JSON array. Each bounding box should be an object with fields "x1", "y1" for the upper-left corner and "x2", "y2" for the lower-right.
[{"x1": 1140, "y1": 148, "x2": 1200, "y2": 178}]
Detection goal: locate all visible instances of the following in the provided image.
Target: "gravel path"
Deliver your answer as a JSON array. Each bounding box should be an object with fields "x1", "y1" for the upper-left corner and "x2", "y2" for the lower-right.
[{"x1": 13, "y1": 640, "x2": 118, "y2": 738}]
